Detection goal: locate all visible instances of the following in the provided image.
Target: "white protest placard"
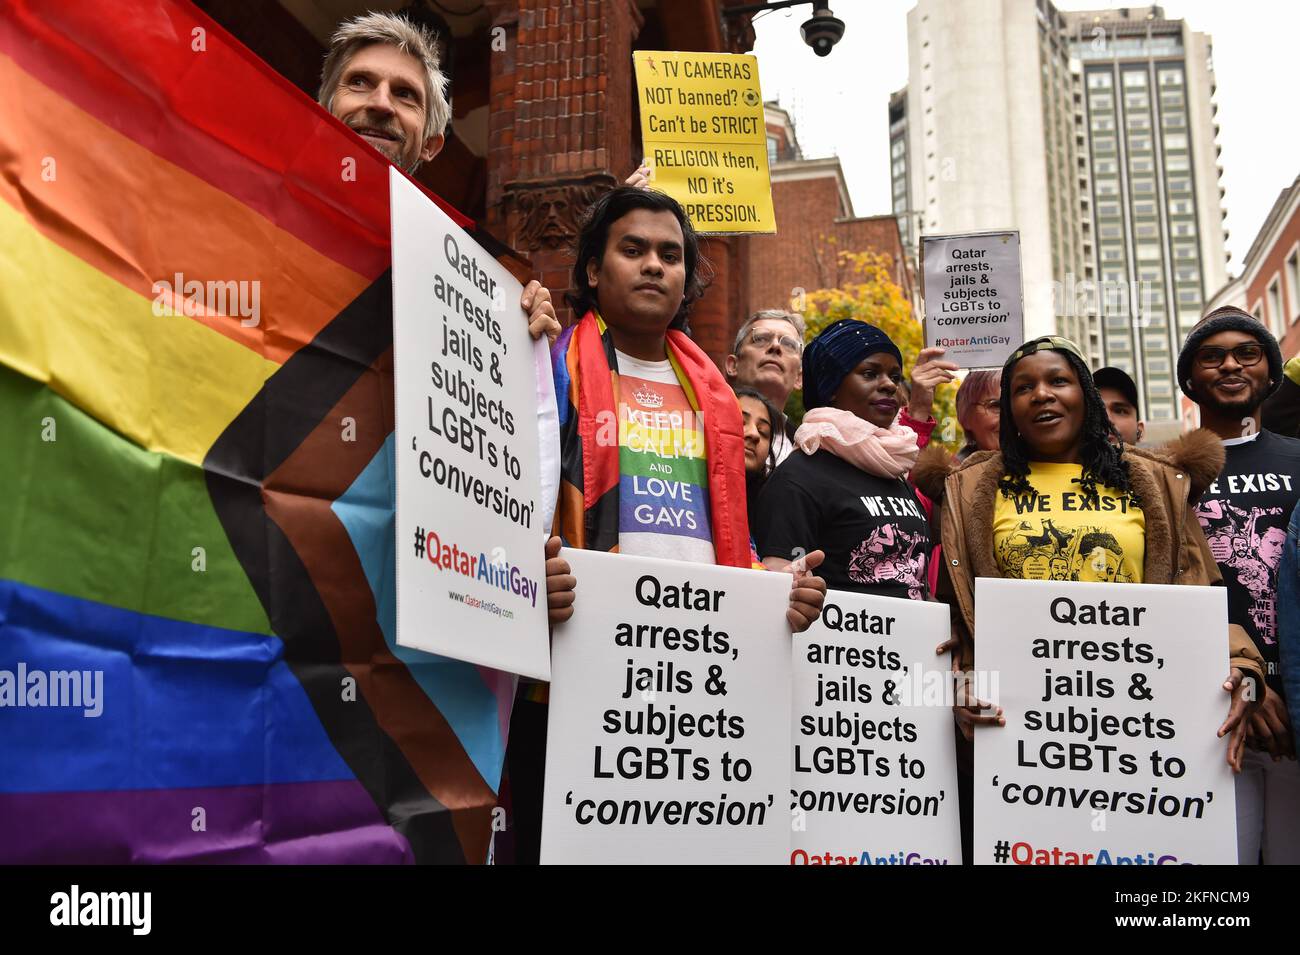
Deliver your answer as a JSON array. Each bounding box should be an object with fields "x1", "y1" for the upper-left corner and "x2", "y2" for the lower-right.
[
  {"x1": 791, "y1": 591, "x2": 961, "y2": 866},
  {"x1": 541, "y1": 549, "x2": 792, "y2": 864},
  {"x1": 974, "y1": 578, "x2": 1237, "y2": 865},
  {"x1": 922, "y1": 231, "x2": 1024, "y2": 368},
  {"x1": 390, "y1": 169, "x2": 554, "y2": 681}
]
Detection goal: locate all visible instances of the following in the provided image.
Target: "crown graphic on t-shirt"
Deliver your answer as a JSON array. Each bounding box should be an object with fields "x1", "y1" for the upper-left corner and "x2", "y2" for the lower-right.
[{"x1": 632, "y1": 384, "x2": 664, "y2": 408}]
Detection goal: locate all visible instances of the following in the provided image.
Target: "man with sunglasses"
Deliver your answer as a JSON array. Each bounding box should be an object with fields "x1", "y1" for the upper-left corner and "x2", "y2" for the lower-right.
[{"x1": 1180, "y1": 305, "x2": 1300, "y2": 865}]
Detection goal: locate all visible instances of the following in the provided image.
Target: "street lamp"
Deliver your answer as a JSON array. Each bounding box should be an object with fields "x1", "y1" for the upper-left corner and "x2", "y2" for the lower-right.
[{"x1": 723, "y1": 2, "x2": 846, "y2": 58}]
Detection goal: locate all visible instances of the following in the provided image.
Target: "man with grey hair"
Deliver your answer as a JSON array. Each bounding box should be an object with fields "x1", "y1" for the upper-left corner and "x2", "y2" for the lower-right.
[
  {"x1": 318, "y1": 10, "x2": 451, "y2": 174},
  {"x1": 320, "y1": 11, "x2": 559, "y2": 339},
  {"x1": 724, "y1": 309, "x2": 806, "y2": 464}
]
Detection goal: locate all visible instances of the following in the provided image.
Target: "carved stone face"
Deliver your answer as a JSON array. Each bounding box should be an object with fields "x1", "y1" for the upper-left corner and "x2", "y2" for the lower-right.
[{"x1": 516, "y1": 184, "x2": 599, "y2": 250}]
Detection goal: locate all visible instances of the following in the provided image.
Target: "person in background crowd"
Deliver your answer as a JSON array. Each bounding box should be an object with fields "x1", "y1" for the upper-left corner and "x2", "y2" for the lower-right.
[
  {"x1": 1262, "y1": 354, "x2": 1300, "y2": 437},
  {"x1": 734, "y1": 386, "x2": 781, "y2": 542},
  {"x1": 724, "y1": 310, "x2": 806, "y2": 466},
  {"x1": 755, "y1": 319, "x2": 936, "y2": 602},
  {"x1": 1094, "y1": 366, "x2": 1145, "y2": 446},
  {"x1": 319, "y1": 11, "x2": 560, "y2": 341},
  {"x1": 1278, "y1": 500, "x2": 1300, "y2": 739},
  {"x1": 506, "y1": 186, "x2": 828, "y2": 864},
  {"x1": 1178, "y1": 306, "x2": 1300, "y2": 865},
  {"x1": 913, "y1": 335, "x2": 1266, "y2": 863},
  {"x1": 953, "y1": 369, "x2": 1002, "y2": 461}
]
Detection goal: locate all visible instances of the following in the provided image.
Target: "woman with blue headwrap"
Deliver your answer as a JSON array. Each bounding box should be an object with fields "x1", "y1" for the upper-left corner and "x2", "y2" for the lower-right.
[{"x1": 753, "y1": 318, "x2": 938, "y2": 601}]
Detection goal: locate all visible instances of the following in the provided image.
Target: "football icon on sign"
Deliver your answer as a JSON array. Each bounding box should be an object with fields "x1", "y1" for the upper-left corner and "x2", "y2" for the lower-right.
[{"x1": 743, "y1": 90, "x2": 759, "y2": 107}]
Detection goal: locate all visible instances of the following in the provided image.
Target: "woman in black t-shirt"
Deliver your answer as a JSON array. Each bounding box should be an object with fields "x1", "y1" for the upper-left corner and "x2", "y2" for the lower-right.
[{"x1": 755, "y1": 319, "x2": 951, "y2": 601}]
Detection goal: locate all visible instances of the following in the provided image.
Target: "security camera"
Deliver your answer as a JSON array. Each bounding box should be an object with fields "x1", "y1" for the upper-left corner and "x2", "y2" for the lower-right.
[{"x1": 800, "y1": 6, "x2": 845, "y2": 57}]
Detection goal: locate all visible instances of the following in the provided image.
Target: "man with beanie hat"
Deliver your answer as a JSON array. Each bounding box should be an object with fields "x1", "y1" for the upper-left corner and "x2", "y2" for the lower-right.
[{"x1": 1180, "y1": 305, "x2": 1300, "y2": 864}]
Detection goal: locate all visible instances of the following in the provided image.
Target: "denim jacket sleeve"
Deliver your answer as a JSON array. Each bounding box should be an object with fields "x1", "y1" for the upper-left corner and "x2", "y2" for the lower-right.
[{"x1": 1277, "y1": 499, "x2": 1300, "y2": 729}]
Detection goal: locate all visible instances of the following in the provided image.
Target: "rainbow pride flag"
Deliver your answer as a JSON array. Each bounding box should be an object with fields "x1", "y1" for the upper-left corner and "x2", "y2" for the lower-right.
[{"x1": 0, "y1": 0, "x2": 514, "y2": 863}]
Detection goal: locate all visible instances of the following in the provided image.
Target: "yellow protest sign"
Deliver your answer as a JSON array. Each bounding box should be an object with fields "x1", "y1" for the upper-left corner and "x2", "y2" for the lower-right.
[{"x1": 633, "y1": 50, "x2": 775, "y2": 235}]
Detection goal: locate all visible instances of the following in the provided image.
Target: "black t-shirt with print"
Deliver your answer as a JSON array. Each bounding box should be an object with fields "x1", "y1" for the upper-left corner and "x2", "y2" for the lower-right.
[
  {"x1": 755, "y1": 449, "x2": 931, "y2": 601},
  {"x1": 1195, "y1": 429, "x2": 1300, "y2": 692}
]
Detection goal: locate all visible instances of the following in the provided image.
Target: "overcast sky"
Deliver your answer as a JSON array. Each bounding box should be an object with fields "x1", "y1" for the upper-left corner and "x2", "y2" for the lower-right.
[{"x1": 752, "y1": 0, "x2": 1299, "y2": 273}]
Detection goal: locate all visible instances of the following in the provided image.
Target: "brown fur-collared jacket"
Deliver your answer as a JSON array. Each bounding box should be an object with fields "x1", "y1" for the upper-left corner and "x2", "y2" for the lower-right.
[{"x1": 911, "y1": 428, "x2": 1266, "y2": 688}]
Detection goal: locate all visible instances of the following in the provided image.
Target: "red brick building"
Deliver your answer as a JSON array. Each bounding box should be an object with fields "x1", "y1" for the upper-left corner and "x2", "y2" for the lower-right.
[
  {"x1": 197, "y1": 0, "x2": 764, "y2": 368},
  {"x1": 748, "y1": 103, "x2": 915, "y2": 324}
]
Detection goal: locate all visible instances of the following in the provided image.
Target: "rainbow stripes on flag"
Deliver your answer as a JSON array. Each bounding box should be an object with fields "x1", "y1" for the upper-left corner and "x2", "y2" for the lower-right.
[{"x1": 0, "y1": 0, "x2": 512, "y2": 863}]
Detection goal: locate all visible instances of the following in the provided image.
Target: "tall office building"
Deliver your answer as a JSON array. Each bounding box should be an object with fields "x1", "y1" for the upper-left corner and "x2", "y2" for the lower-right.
[
  {"x1": 892, "y1": 2, "x2": 1228, "y2": 433},
  {"x1": 1066, "y1": 8, "x2": 1228, "y2": 426},
  {"x1": 893, "y1": 0, "x2": 1093, "y2": 349}
]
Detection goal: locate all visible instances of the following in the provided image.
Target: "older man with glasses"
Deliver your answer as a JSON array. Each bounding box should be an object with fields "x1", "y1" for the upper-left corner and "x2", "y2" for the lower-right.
[
  {"x1": 1180, "y1": 306, "x2": 1300, "y2": 865},
  {"x1": 723, "y1": 310, "x2": 808, "y2": 465}
]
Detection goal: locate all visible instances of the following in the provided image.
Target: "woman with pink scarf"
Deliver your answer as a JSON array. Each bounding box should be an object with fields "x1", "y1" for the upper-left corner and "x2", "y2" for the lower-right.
[{"x1": 755, "y1": 319, "x2": 949, "y2": 601}]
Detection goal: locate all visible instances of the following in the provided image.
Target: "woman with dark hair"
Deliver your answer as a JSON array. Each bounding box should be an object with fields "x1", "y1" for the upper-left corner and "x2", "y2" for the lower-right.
[
  {"x1": 755, "y1": 318, "x2": 933, "y2": 601},
  {"x1": 911, "y1": 335, "x2": 1267, "y2": 863},
  {"x1": 917, "y1": 335, "x2": 1265, "y2": 747},
  {"x1": 733, "y1": 386, "x2": 781, "y2": 545}
]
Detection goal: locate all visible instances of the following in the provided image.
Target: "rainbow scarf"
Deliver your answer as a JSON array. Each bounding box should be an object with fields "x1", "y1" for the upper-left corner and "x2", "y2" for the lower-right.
[
  {"x1": 550, "y1": 311, "x2": 753, "y2": 567},
  {"x1": 0, "y1": 0, "x2": 510, "y2": 863}
]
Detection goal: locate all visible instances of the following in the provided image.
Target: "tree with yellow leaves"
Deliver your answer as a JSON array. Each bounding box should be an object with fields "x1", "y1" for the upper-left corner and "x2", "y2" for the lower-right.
[{"x1": 790, "y1": 248, "x2": 963, "y2": 451}]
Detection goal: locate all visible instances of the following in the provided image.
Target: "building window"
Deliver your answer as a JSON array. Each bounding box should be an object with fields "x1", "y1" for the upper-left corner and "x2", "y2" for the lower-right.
[
  {"x1": 1164, "y1": 132, "x2": 1188, "y2": 150},
  {"x1": 1090, "y1": 93, "x2": 1114, "y2": 110},
  {"x1": 1288, "y1": 250, "x2": 1300, "y2": 322},
  {"x1": 1159, "y1": 69, "x2": 1184, "y2": 86},
  {"x1": 1163, "y1": 112, "x2": 1185, "y2": 128},
  {"x1": 1092, "y1": 116, "x2": 1115, "y2": 132},
  {"x1": 1122, "y1": 70, "x2": 1148, "y2": 87},
  {"x1": 768, "y1": 136, "x2": 779, "y2": 163},
  {"x1": 1088, "y1": 71, "x2": 1113, "y2": 89},
  {"x1": 1269, "y1": 278, "x2": 1284, "y2": 336},
  {"x1": 1166, "y1": 154, "x2": 1190, "y2": 172}
]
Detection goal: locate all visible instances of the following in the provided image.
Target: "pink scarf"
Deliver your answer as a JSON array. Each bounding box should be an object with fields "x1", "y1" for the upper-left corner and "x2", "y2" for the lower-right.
[{"x1": 794, "y1": 407, "x2": 919, "y2": 478}]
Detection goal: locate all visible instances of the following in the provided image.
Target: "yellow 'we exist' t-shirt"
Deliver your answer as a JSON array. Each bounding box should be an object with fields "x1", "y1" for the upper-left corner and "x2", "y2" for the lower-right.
[{"x1": 993, "y1": 462, "x2": 1145, "y2": 583}]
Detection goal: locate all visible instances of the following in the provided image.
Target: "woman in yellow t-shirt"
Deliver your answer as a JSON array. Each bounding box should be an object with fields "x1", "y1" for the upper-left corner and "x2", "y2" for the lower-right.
[{"x1": 913, "y1": 337, "x2": 1266, "y2": 768}]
